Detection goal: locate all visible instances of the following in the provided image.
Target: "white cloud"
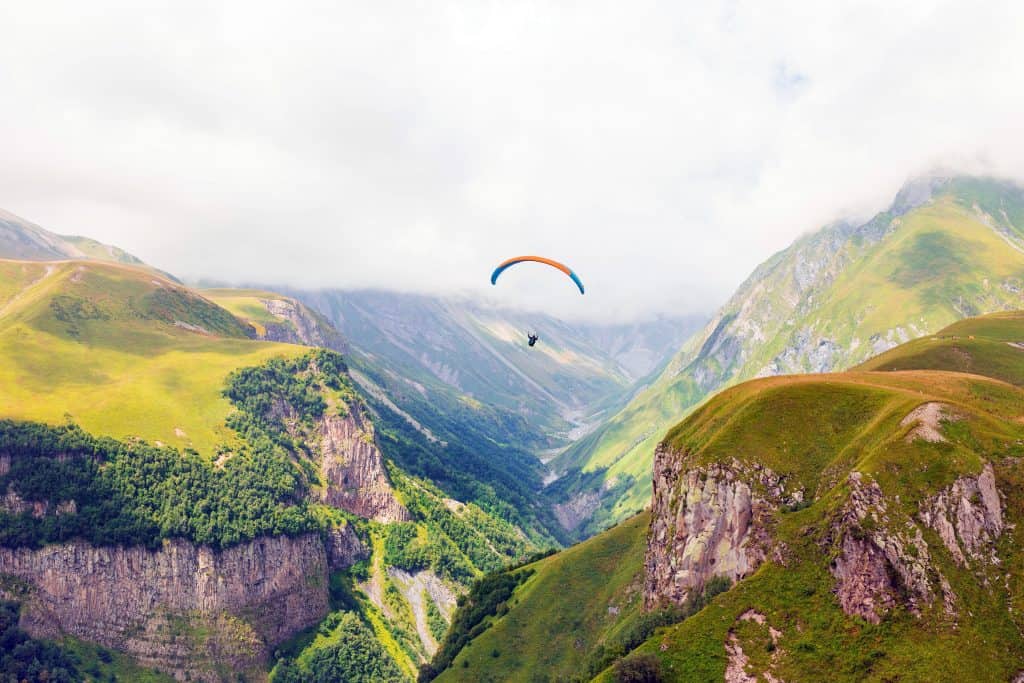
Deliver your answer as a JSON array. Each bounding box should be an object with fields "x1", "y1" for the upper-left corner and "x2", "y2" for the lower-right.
[{"x1": 1, "y1": 0, "x2": 1023, "y2": 320}]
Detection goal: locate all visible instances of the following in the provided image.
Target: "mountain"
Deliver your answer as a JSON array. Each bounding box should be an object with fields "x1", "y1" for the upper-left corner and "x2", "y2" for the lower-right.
[
  {"x1": 427, "y1": 309, "x2": 1024, "y2": 681},
  {"x1": 0, "y1": 259, "x2": 277, "y2": 453},
  {"x1": 287, "y1": 289, "x2": 703, "y2": 441},
  {"x1": 202, "y1": 288, "x2": 569, "y2": 546},
  {"x1": 0, "y1": 255, "x2": 556, "y2": 681},
  {"x1": 0, "y1": 207, "x2": 146, "y2": 266},
  {"x1": 554, "y1": 175, "x2": 1024, "y2": 538}
]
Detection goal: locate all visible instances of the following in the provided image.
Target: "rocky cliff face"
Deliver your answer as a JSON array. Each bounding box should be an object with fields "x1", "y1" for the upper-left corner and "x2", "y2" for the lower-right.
[
  {"x1": 317, "y1": 406, "x2": 410, "y2": 523},
  {"x1": 258, "y1": 297, "x2": 348, "y2": 353},
  {"x1": 828, "y1": 465, "x2": 1006, "y2": 624},
  {"x1": 644, "y1": 446, "x2": 797, "y2": 608},
  {"x1": 324, "y1": 521, "x2": 369, "y2": 570},
  {"x1": 919, "y1": 463, "x2": 1003, "y2": 568},
  {"x1": 0, "y1": 534, "x2": 333, "y2": 681},
  {"x1": 644, "y1": 440, "x2": 1009, "y2": 626},
  {"x1": 828, "y1": 472, "x2": 938, "y2": 623}
]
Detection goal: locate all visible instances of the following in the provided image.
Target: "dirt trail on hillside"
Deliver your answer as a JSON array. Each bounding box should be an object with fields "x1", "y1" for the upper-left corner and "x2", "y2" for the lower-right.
[{"x1": 0, "y1": 264, "x2": 56, "y2": 319}]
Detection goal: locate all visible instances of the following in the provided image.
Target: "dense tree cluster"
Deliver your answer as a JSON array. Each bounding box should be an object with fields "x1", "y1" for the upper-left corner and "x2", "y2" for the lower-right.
[
  {"x1": 0, "y1": 601, "x2": 81, "y2": 683},
  {"x1": 0, "y1": 420, "x2": 315, "y2": 550},
  {"x1": 272, "y1": 612, "x2": 403, "y2": 683},
  {"x1": 613, "y1": 653, "x2": 663, "y2": 683},
  {"x1": 0, "y1": 351, "x2": 366, "y2": 550},
  {"x1": 223, "y1": 353, "x2": 331, "y2": 430}
]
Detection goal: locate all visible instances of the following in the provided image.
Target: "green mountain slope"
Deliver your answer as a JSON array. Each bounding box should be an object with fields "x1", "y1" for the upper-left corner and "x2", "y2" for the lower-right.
[
  {"x1": 0, "y1": 257, "x2": 558, "y2": 680},
  {"x1": 555, "y1": 176, "x2": 1024, "y2": 537},
  {"x1": 431, "y1": 512, "x2": 649, "y2": 682},
  {"x1": 204, "y1": 287, "x2": 566, "y2": 545},
  {"x1": 0, "y1": 259, "x2": 295, "y2": 454},
  {"x1": 857, "y1": 309, "x2": 1024, "y2": 386},
  {"x1": 431, "y1": 310, "x2": 1024, "y2": 681}
]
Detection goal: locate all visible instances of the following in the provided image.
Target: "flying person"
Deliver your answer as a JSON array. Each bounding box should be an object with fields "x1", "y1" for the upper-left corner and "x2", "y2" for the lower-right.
[{"x1": 490, "y1": 256, "x2": 583, "y2": 351}]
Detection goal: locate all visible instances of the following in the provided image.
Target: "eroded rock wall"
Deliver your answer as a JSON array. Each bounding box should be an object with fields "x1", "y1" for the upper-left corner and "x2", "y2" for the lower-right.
[
  {"x1": 644, "y1": 446, "x2": 789, "y2": 608},
  {"x1": 919, "y1": 462, "x2": 1003, "y2": 568},
  {"x1": 259, "y1": 297, "x2": 348, "y2": 353},
  {"x1": 0, "y1": 534, "x2": 329, "y2": 681},
  {"x1": 829, "y1": 465, "x2": 1005, "y2": 624},
  {"x1": 318, "y1": 407, "x2": 410, "y2": 523}
]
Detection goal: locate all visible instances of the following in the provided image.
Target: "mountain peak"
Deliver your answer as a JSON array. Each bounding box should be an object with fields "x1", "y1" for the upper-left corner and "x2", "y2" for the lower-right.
[{"x1": 0, "y1": 207, "x2": 144, "y2": 266}]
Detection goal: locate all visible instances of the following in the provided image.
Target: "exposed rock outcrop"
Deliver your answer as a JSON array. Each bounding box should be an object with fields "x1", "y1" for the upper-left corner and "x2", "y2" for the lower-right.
[
  {"x1": 324, "y1": 521, "x2": 369, "y2": 570},
  {"x1": 725, "y1": 610, "x2": 785, "y2": 683},
  {"x1": 830, "y1": 472, "x2": 941, "y2": 623},
  {"x1": 900, "y1": 402, "x2": 956, "y2": 443},
  {"x1": 554, "y1": 490, "x2": 601, "y2": 532},
  {"x1": 0, "y1": 534, "x2": 329, "y2": 681},
  {"x1": 317, "y1": 407, "x2": 410, "y2": 523},
  {"x1": 2, "y1": 490, "x2": 76, "y2": 518},
  {"x1": 829, "y1": 465, "x2": 1007, "y2": 624},
  {"x1": 645, "y1": 446, "x2": 794, "y2": 608},
  {"x1": 259, "y1": 297, "x2": 348, "y2": 353},
  {"x1": 387, "y1": 567, "x2": 457, "y2": 656},
  {"x1": 919, "y1": 463, "x2": 1003, "y2": 568}
]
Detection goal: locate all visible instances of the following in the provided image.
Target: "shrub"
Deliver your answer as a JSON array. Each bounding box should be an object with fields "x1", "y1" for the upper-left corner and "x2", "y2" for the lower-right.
[{"x1": 614, "y1": 653, "x2": 663, "y2": 683}]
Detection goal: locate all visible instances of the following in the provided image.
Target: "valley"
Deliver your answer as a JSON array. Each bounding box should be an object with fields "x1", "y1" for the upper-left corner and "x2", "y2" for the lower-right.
[{"x1": 1, "y1": 175, "x2": 1023, "y2": 682}]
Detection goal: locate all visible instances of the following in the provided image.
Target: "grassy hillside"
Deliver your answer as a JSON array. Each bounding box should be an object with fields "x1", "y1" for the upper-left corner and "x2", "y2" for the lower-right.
[
  {"x1": 858, "y1": 310, "x2": 1024, "y2": 386},
  {"x1": 432, "y1": 512, "x2": 650, "y2": 682},
  {"x1": 621, "y1": 373, "x2": 1024, "y2": 682},
  {"x1": 0, "y1": 262, "x2": 555, "y2": 680},
  {"x1": 0, "y1": 259, "x2": 303, "y2": 454},
  {"x1": 433, "y1": 310, "x2": 1024, "y2": 682},
  {"x1": 203, "y1": 288, "x2": 289, "y2": 336},
  {"x1": 554, "y1": 176, "x2": 1024, "y2": 538},
  {"x1": 205, "y1": 285, "x2": 566, "y2": 545}
]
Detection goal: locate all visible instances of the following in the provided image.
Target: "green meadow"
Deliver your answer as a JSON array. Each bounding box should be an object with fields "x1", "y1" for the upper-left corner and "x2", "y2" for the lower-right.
[{"x1": 0, "y1": 259, "x2": 305, "y2": 454}]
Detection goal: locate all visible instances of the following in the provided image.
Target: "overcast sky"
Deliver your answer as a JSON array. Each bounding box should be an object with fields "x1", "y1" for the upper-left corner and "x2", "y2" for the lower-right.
[{"x1": 3, "y1": 1, "x2": 1024, "y2": 320}]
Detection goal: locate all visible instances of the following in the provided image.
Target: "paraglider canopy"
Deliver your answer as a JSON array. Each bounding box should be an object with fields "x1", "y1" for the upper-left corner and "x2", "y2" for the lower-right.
[{"x1": 490, "y1": 256, "x2": 584, "y2": 295}]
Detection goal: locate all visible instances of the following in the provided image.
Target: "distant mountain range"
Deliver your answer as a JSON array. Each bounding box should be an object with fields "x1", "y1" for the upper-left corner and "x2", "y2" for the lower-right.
[
  {"x1": 553, "y1": 176, "x2": 1024, "y2": 537},
  {"x1": 0, "y1": 207, "x2": 145, "y2": 266},
  {"x1": 285, "y1": 289, "x2": 704, "y2": 442}
]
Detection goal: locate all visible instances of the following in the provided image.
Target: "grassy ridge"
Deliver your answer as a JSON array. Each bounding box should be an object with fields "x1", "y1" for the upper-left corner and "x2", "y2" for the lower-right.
[
  {"x1": 0, "y1": 260, "x2": 303, "y2": 454},
  {"x1": 858, "y1": 310, "x2": 1024, "y2": 386},
  {"x1": 612, "y1": 318, "x2": 1024, "y2": 680},
  {"x1": 203, "y1": 288, "x2": 291, "y2": 337}
]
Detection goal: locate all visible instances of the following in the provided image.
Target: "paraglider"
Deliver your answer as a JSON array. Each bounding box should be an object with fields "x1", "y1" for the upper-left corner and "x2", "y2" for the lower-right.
[
  {"x1": 490, "y1": 256, "x2": 585, "y2": 295},
  {"x1": 490, "y1": 256, "x2": 584, "y2": 349}
]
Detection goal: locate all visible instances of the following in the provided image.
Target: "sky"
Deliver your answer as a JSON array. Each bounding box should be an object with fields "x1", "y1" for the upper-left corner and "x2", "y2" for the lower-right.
[{"x1": 2, "y1": 1, "x2": 1024, "y2": 321}]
